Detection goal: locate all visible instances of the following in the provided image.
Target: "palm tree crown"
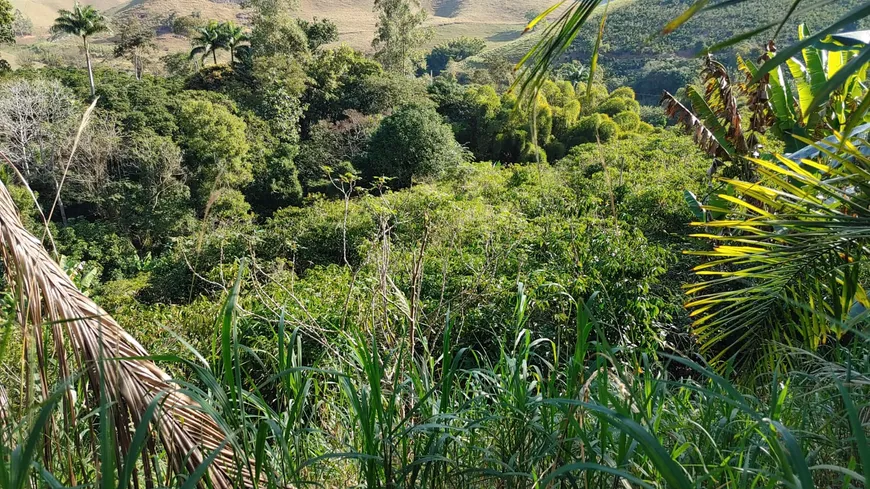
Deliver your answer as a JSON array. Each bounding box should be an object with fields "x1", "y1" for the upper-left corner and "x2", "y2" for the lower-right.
[
  {"x1": 51, "y1": 2, "x2": 108, "y2": 97},
  {"x1": 190, "y1": 20, "x2": 250, "y2": 66},
  {"x1": 51, "y1": 2, "x2": 107, "y2": 39},
  {"x1": 190, "y1": 20, "x2": 222, "y2": 65},
  {"x1": 218, "y1": 21, "x2": 249, "y2": 64}
]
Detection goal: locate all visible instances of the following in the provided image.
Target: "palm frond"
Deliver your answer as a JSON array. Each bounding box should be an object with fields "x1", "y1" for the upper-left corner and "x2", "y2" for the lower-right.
[
  {"x1": 661, "y1": 90, "x2": 731, "y2": 159},
  {"x1": 50, "y1": 3, "x2": 108, "y2": 38},
  {"x1": 0, "y1": 179, "x2": 259, "y2": 487},
  {"x1": 686, "y1": 134, "x2": 870, "y2": 366},
  {"x1": 513, "y1": 0, "x2": 605, "y2": 99}
]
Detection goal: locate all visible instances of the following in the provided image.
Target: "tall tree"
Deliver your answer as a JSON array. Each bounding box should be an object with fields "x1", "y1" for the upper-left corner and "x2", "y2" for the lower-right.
[
  {"x1": 0, "y1": 0, "x2": 14, "y2": 44},
  {"x1": 113, "y1": 17, "x2": 156, "y2": 80},
  {"x1": 372, "y1": 0, "x2": 429, "y2": 75},
  {"x1": 245, "y1": 0, "x2": 308, "y2": 58},
  {"x1": 297, "y1": 17, "x2": 338, "y2": 50},
  {"x1": 0, "y1": 0, "x2": 14, "y2": 71},
  {"x1": 51, "y1": 2, "x2": 109, "y2": 98},
  {"x1": 189, "y1": 20, "x2": 222, "y2": 65}
]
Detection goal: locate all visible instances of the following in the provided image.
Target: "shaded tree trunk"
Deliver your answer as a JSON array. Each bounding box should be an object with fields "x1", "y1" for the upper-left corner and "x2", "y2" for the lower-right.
[
  {"x1": 83, "y1": 37, "x2": 95, "y2": 98},
  {"x1": 134, "y1": 47, "x2": 142, "y2": 80},
  {"x1": 212, "y1": 49, "x2": 217, "y2": 65}
]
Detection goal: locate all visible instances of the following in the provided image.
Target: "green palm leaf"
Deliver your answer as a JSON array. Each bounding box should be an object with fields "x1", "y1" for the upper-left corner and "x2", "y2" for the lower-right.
[{"x1": 686, "y1": 135, "x2": 870, "y2": 367}]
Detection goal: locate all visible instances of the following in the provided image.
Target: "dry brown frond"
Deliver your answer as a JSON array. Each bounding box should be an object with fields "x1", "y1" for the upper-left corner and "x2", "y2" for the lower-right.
[
  {"x1": 660, "y1": 90, "x2": 724, "y2": 158},
  {"x1": 0, "y1": 179, "x2": 257, "y2": 488}
]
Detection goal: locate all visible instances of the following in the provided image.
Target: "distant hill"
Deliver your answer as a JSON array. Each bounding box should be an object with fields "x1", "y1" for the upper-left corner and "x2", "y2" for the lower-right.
[{"x1": 11, "y1": 0, "x2": 557, "y2": 50}]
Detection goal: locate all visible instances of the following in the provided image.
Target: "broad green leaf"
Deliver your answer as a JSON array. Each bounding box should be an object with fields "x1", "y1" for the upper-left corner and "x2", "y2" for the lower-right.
[
  {"x1": 786, "y1": 58, "x2": 814, "y2": 118},
  {"x1": 684, "y1": 190, "x2": 705, "y2": 221},
  {"x1": 686, "y1": 85, "x2": 736, "y2": 157},
  {"x1": 799, "y1": 24, "x2": 828, "y2": 98},
  {"x1": 768, "y1": 62, "x2": 797, "y2": 128},
  {"x1": 754, "y1": 2, "x2": 870, "y2": 82}
]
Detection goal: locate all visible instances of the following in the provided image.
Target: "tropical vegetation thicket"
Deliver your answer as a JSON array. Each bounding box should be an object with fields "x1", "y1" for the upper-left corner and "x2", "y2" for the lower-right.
[{"x1": 0, "y1": 0, "x2": 867, "y2": 488}]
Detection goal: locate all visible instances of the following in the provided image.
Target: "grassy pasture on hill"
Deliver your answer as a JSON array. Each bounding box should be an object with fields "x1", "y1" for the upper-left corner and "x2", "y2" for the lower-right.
[{"x1": 10, "y1": 0, "x2": 554, "y2": 48}]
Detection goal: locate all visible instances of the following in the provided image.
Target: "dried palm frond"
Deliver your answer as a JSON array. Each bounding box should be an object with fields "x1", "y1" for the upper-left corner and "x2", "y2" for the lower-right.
[
  {"x1": 700, "y1": 55, "x2": 748, "y2": 155},
  {"x1": 660, "y1": 91, "x2": 726, "y2": 158},
  {"x1": 0, "y1": 179, "x2": 257, "y2": 488},
  {"x1": 737, "y1": 43, "x2": 776, "y2": 135}
]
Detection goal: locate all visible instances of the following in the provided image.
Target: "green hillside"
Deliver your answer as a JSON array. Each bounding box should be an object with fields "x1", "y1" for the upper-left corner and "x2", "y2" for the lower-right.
[{"x1": 464, "y1": 0, "x2": 868, "y2": 103}]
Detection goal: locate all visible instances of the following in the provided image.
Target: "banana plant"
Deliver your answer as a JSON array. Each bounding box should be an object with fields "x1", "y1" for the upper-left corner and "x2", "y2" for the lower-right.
[
  {"x1": 661, "y1": 55, "x2": 755, "y2": 180},
  {"x1": 737, "y1": 25, "x2": 869, "y2": 153}
]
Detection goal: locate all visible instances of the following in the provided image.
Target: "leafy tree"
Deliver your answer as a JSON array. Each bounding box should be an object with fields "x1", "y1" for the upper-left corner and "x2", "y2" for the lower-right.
[
  {"x1": 563, "y1": 113, "x2": 618, "y2": 146},
  {"x1": 176, "y1": 97, "x2": 251, "y2": 208},
  {"x1": 0, "y1": 0, "x2": 13, "y2": 44},
  {"x1": 297, "y1": 17, "x2": 338, "y2": 50},
  {"x1": 42, "y1": 67, "x2": 181, "y2": 135},
  {"x1": 189, "y1": 20, "x2": 222, "y2": 65},
  {"x1": 344, "y1": 73, "x2": 432, "y2": 115},
  {"x1": 11, "y1": 8, "x2": 30, "y2": 37},
  {"x1": 425, "y1": 37, "x2": 486, "y2": 75},
  {"x1": 246, "y1": 0, "x2": 308, "y2": 58},
  {"x1": 372, "y1": 0, "x2": 430, "y2": 75},
  {"x1": 113, "y1": 17, "x2": 156, "y2": 80},
  {"x1": 297, "y1": 110, "x2": 378, "y2": 192},
  {"x1": 161, "y1": 52, "x2": 196, "y2": 77},
  {"x1": 450, "y1": 84, "x2": 501, "y2": 159},
  {"x1": 50, "y1": 2, "x2": 109, "y2": 97},
  {"x1": 302, "y1": 45, "x2": 383, "y2": 127},
  {"x1": 359, "y1": 104, "x2": 467, "y2": 187},
  {"x1": 249, "y1": 54, "x2": 306, "y2": 145},
  {"x1": 171, "y1": 14, "x2": 204, "y2": 37},
  {"x1": 596, "y1": 96, "x2": 640, "y2": 116},
  {"x1": 247, "y1": 141, "x2": 302, "y2": 214},
  {"x1": 114, "y1": 131, "x2": 193, "y2": 248}
]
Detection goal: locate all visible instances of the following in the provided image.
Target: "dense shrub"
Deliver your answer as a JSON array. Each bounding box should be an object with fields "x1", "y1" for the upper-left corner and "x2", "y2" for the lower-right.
[
  {"x1": 596, "y1": 96, "x2": 641, "y2": 116},
  {"x1": 608, "y1": 86, "x2": 636, "y2": 100},
  {"x1": 553, "y1": 100, "x2": 582, "y2": 139},
  {"x1": 176, "y1": 97, "x2": 252, "y2": 206},
  {"x1": 56, "y1": 220, "x2": 141, "y2": 281},
  {"x1": 613, "y1": 110, "x2": 641, "y2": 132},
  {"x1": 358, "y1": 104, "x2": 468, "y2": 187},
  {"x1": 564, "y1": 113, "x2": 619, "y2": 146}
]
